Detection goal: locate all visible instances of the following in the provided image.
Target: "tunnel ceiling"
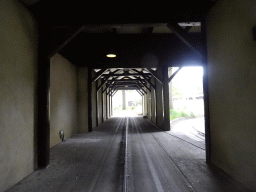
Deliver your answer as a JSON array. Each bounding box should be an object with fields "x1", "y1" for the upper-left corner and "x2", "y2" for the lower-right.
[{"x1": 21, "y1": 0, "x2": 216, "y2": 68}]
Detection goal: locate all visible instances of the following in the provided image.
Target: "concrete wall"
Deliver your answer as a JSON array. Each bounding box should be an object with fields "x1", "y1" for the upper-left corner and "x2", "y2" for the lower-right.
[
  {"x1": 0, "y1": 1, "x2": 38, "y2": 191},
  {"x1": 78, "y1": 67, "x2": 89, "y2": 133},
  {"x1": 207, "y1": 0, "x2": 256, "y2": 190},
  {"x1": 50, "y1": 54, "x2": 77, "y2": 148}
]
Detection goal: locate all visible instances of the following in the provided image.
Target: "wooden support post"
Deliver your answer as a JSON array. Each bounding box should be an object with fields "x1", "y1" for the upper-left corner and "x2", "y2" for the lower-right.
[
  {"x1": 106, "y1": 85, "x2": 108, "y2": 120},
  {"x1": 111, "y1": 96, "x2": 113, "y2": 116},
  {"x1": 151, "y1": 77, "x2": 156, "y2": 124},
  {"x1": 101, "y1": 89, "x2": 104, "y2": 123},
  {"x1": 155, "y1": 68, "x2": 164, "y2": 128},
  {"x1": 88, "y1": 68, "x2": 93, "y2": 132},
  {"x1": 202, "y1": 19, "x2": 211, "y2": 163},
  {"x1": 96, "y1": 80, "x2": 98, "y2": 127},
  {"x1": 37, "y1": 24, "x2": 50, "y2": 169},
  {"x1": 122, "y1": 90, "x2": 126, "y2": 110},
  {"x1": 162, "y1": 65, "x2": 170, "y2": 131}
]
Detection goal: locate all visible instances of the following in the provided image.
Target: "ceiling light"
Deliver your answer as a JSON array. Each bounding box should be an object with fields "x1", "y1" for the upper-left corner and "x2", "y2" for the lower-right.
[
  {"x1": 124, "y1": 77, "x2": 129, "y2": 79},
  {"x1": 106, "y1": 54, "x2": 116, "y2": 58},
  {"x1": 125, "y1": 86, "x2": 128, "y2": 87}
]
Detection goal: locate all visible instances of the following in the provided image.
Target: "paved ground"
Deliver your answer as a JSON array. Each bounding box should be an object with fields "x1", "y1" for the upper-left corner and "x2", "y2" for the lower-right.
[
  {"x1": 7, "y1": 117, "x2": 252, "y2": 192},
  {"x1": 167, "y1": 117, "x2": 205, "y2": 150}
]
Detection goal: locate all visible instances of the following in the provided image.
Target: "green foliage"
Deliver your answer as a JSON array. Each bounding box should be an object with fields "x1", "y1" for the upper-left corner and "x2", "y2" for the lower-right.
[
  {"x1": 172, "y1": 85, "x2": 183, "y2": 99},
  {"x1": 170, "y1": 109, "x2": 196, "y2": 120}
]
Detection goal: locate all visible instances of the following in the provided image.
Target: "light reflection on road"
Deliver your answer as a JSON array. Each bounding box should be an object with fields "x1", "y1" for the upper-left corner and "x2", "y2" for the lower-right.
[
  {"x1": 113, "y1": 110, "x2": 139, "y2": 117},
  {"x1": 168, "y1": 117, "x2": 205, "y2": 141}
]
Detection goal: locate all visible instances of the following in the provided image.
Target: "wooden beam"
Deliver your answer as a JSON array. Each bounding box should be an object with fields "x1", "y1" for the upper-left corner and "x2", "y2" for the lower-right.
[
  {"x1": 138, "y1": 81, "x2": 151, "y2": 92},
  {"x1": 138, "y1": 76, "x2": 156, "y2": 90},
  {"x1": 97, "y1": 77, "x2": 110, "y2": 92},
  {"x1": 166, "y1": 23, "x2": 202, "y2": 56},
  {"x1": 111, "y1": 90, "x2": 118, "y2": 97},
  {"x1": 162, "y1": 65, "x2": 170, "y2": 131},
  {"x1": 48, "y1": 26, "x2": 84, "y2": 59},
  {"x1": 102, "y1": 73, "x2": 151, "y2": 77},
  {"x1": 136, "y1": 85, "x2": 147, "y2": 94},
  {"x1": 136, "y1": 90, "x2": 143, "y2": 96},
  {"x1": 144, "y1": 68, "x2": 163, "y2": 84},
  {"x1": 201, "y1": 19, "x2": 211, "y2": 163},
  {"x1": 131, "y1": 69, "x2": 156, "y2": 89},
  {"x1": 88, "y1": 68, "x2": 93, "y2": 132},
  {"x1": 169, "y1": 67, "x2": 183, "y2": 82},
  {"x1": 91, "y1": 68, "x2": 108, "y2": 83}
]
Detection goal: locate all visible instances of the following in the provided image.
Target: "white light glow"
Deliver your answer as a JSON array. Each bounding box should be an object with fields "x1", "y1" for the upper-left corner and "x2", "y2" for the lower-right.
[{"x1": 106, "y1": 54, "x2": 116, "y2": 58}]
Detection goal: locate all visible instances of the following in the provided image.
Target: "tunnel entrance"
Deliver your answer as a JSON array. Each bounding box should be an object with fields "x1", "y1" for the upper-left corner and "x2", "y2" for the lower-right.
[
  {"x1": 168, "y1": 66, "x2": 206, "y2": 152},
  {"x1": 112, "y1": 90, "x2": 143, "y2": 117}
]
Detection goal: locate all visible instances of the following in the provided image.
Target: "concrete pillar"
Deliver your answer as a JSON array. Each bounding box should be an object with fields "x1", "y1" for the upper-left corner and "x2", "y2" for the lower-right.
[{"x1": 162, "y1": 65, "x2": 170, "y2": 131}]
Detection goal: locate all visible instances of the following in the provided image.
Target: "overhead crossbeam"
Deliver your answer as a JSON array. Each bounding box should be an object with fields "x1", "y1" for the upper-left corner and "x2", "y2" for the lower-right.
[
  {"x1": 91, "y1": 68, "x2": 108, "y2": 83},
  {"x1": 166, "y1": 23, "x2": 202, "y2": 56},
  {"x1": 144, "y1": 68, "x2": 163, "y2": 84},
  {"x1": 102, "y1": 73, "x2": 151, "y2": 77},
  {"x1": 131, "y1": 69, "x2": 156, "y2": 89},
  {"x1": 138, "y1": 81, "x2": 151, "y2": 92}
]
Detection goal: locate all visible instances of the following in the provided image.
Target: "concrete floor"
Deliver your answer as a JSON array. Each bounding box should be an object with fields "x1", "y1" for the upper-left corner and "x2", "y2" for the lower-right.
[{"x1": 7, "y1": 117, "x2": 252, "y2": 192}]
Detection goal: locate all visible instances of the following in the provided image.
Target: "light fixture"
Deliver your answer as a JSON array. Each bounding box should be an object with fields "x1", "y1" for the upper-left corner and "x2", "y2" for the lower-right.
[
  {"x1": 106, "y1": 49, "x2": 116, "y2": 58},
  {"x1": 123, "y1": 77, "x2": 129, "y2": 79},
  {"x1": 125, "y1": 86, "x2": 128, "y2": 87},
  {"x1": 106, "y1": 53, "x2": 116, "y2": 58}
]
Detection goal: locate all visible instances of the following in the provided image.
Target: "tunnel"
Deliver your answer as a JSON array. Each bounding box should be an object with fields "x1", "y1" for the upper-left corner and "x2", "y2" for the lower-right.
[{"x1": 1, "y1": 0, "x2": 256, "y2": 191}]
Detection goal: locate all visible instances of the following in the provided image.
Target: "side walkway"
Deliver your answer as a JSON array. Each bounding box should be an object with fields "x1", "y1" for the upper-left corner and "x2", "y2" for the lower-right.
[{"x1": 7, "y1": 117, "x2": 252, "y2": 192}]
